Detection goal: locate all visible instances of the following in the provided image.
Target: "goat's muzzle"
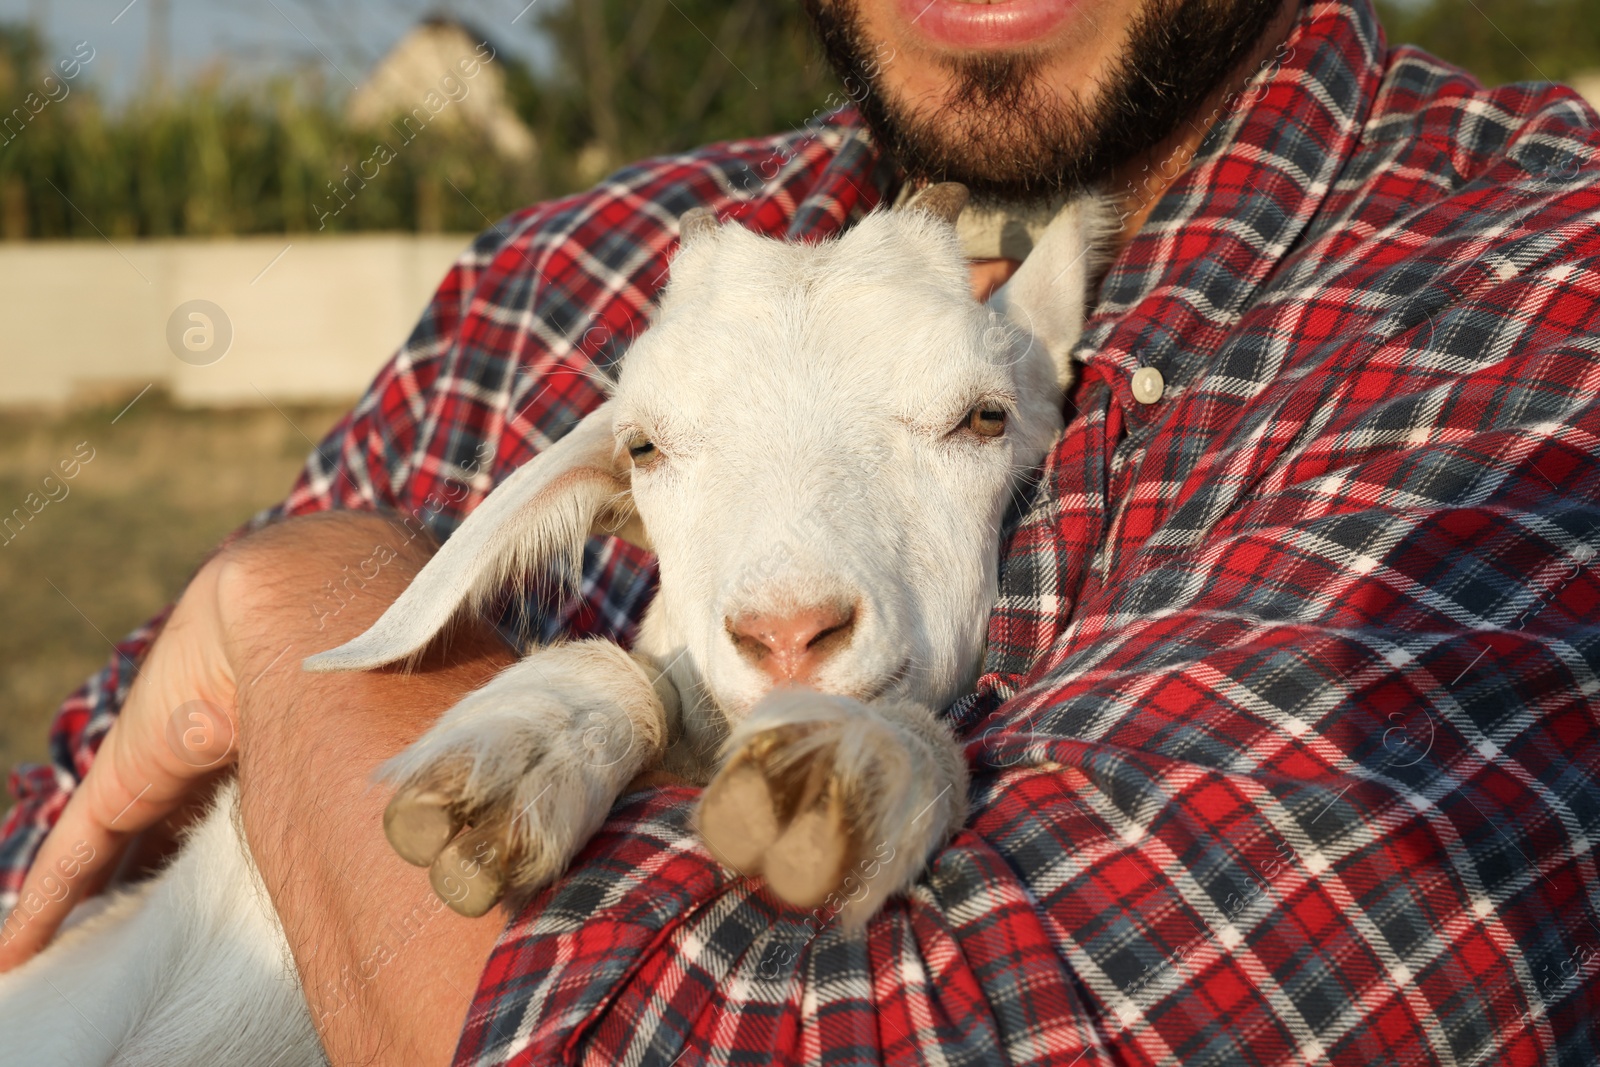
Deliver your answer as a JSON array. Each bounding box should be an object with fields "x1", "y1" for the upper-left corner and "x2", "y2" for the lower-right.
[{"x1": 725, "y1": 601, "x2": 858, "y2": 684}]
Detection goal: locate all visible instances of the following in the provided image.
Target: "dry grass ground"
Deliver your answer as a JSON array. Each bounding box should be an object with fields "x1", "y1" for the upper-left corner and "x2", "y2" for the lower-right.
[{"x1": 0, "y1": 395, "x2": 347, "y2": 786}]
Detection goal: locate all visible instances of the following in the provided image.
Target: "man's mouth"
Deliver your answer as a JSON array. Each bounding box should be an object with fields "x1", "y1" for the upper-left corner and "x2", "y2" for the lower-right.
[{"x1": 894, "y1": 0, "x2": 1084, "y2": 50}]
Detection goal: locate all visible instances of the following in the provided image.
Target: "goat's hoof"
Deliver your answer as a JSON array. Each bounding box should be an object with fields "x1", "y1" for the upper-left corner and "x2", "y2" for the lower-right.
[
  {"x1": 429, "y1": 826, "x2": 506, "y2": 918},
  {"x1": 697, "y1": 723, "x2": 856, "y2": 909},
  {"x1": 378, "y1": 643, "x2": 666, "y2": 914},
  {"x1": 764, "y1": 798, "x2": 850, "y2": 909},
  {"x1": 385, "y1": 788, "x2": 462, "y2": 867},
  {"x1": 696, "y1": 761, "x2": 782, "y2": 872}
]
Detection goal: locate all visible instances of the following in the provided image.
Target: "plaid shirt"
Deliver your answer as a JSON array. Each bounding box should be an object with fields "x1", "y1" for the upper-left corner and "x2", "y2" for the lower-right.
[{"x1": 6, "y1": 1, "x2": 1600, "y2": 1063}]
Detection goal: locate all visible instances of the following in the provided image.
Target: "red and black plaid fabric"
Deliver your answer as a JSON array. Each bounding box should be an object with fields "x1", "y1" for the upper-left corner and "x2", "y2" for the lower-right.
[{"x1": 6, "y1": 1, "x2": 1600, "y2": 1063}]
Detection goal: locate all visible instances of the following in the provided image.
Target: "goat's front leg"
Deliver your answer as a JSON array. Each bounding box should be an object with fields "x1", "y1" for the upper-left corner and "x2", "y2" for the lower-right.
[
  {"x1": 379, "y1": 639, "x2": 668, "y2": 916},
  {"x1": 696, "y1": 692, "x2": 968, "y2": 927}
]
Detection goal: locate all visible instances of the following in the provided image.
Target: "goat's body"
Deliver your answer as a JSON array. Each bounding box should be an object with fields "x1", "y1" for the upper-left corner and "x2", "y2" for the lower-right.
[{"x1": 0, "y1": 785, "x2": 324, "y2": 1066}]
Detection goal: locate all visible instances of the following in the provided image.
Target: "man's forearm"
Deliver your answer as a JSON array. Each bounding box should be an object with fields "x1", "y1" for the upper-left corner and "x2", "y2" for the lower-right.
[{"x1": 222, "y1": 513, "x2": 514, "y2": 1066}]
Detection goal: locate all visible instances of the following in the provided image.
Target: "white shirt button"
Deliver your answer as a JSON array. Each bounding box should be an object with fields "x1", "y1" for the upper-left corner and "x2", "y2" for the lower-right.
[{"x1": 1131, "y1": 366, "x2": 1165, "y2": 405}]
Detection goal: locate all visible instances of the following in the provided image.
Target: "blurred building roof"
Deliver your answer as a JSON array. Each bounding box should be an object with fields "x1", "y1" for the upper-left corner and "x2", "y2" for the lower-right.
[{"x1": 346, "y1": 16, "x2": 535, "y2": 161}]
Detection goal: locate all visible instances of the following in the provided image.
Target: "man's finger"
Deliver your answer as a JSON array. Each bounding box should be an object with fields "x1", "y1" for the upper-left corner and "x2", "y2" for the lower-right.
[
  {"x1": 0, "y1": 790, "x2": 131, "y2": 971},
  {"x1": 0, "y1": 714, "x2": 222, "y2": 971}
]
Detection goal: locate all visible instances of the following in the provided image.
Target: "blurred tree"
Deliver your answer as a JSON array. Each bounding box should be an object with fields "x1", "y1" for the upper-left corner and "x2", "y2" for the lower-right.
[
  {"x1": 0, "y1": 20, "x2": 39, "y2": 96},
  {"x1": 522, "y1": 0, "x2": 837, "y2": 189},
  {"x1": 0, "y1": 21, "x2": 40, "y2": 238},
  {"x1": 1377, "y1": 0, "x2": 1600, "y2": 84}
]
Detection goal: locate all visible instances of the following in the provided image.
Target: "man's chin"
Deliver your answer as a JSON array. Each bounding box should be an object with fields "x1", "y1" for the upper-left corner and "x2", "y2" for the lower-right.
[
  {"x1": 885, "y1": 115, "x2": 1087, "y2": 201},
  {"x1": 862, "y1": 55, "x2": 1096, "y2": 201},
  {"x1": 809, "y1": 0, "x2": 1290, "y2": 202},
  {"x1": 808, "y1": 0, "x2": 1101, "y2": 199}
]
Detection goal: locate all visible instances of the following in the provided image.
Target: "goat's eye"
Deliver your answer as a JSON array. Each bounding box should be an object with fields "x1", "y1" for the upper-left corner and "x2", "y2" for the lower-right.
[
  {"x1": 627, "y1": 434, "x2": 660, "y2": 467},
  {"x1": 965, "y1": 406, "x2": 1007, "y2": 438}
]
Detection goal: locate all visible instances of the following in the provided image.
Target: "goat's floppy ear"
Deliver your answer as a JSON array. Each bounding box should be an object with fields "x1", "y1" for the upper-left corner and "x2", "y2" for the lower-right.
[
  {"x1": 302, "y1": 402, "x2": 634, "y2": 673},
  {"x1": 899, "y1": 182, "x2": 969, "y2": 225},
  {"x1": 988, "y1": 197, "x2": 1106, "y2": 388}
]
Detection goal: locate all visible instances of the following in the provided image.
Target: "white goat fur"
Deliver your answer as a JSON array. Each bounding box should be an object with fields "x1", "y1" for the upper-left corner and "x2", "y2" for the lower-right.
[{"x1": 0, "y1": 191, "x2": 1103, "y2": 1066}]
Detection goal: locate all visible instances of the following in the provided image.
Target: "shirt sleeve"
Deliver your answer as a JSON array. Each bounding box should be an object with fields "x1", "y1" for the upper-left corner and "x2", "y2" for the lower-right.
[{"x1": 450, "y1": 306, "x2": 1600, "y2": 1065}]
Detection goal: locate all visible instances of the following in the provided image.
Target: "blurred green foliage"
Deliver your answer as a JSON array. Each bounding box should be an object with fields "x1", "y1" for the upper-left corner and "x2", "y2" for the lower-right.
[
  {"x1": 1378, "y1": 0, "x2": 1600, "y2": 85},
  {"x1": 0, "y1": 4, "x2": 836, "y2": 240},
  {"x1": 0, "y1": 21, "x2": 544, "y2": 238},
  {"x1": 1376, "y1": 0, "x2": 1600, "y2": 87},
  {"x1": 524, "y1": 0, "x2": 834, "y2": 186},
  {"x1": 1, "y1": 0, "x2": 1595, "y2": 241}
]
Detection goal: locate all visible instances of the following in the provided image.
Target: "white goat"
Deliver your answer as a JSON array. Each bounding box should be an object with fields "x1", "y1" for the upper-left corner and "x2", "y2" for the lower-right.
[{"x1": 0, "y1": 183, "x2": 1102, "y2": 1066}]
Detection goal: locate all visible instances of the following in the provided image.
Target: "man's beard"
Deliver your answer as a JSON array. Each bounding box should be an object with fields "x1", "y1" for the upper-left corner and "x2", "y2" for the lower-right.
[{"x1": 804, "y1": 0, "x2": 1287, "y2": 202}]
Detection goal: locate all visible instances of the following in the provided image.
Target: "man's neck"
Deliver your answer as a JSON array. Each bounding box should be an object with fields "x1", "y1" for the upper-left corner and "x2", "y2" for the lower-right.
[{"x1": 1108, "y1": 0, "x2": 1302, "y2": 250}]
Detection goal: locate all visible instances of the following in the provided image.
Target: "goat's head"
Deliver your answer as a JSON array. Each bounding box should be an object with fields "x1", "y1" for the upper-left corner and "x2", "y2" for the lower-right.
[{"x1": 305, "y1": 184, "x2": 1099, "y2": 726}]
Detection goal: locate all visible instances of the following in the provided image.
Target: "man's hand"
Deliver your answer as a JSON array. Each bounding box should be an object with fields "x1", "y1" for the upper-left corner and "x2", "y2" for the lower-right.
[
  {"x1": 0, "y1": 554, "x2": 238, "y2": 971},
  {"x1": 1, "y1": 509, "x2": 684, "y2": 1064},
  {"x1": 0, "y1": 511, "x2": 516, "y2": 1064}
]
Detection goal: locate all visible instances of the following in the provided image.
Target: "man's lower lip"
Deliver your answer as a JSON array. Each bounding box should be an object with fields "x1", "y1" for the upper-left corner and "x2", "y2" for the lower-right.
[{"x1": 895, "y1": 0, "x2": 1083, "y2": 50}]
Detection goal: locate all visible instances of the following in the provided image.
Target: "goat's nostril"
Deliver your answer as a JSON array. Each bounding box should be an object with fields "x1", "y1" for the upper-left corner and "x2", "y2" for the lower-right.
[
  {"x1": 805, "y1": 609, "x2": 855, "y2": 652},
  {"x1": 725, "y1": 602, "x2": 857, "y2": 682}
]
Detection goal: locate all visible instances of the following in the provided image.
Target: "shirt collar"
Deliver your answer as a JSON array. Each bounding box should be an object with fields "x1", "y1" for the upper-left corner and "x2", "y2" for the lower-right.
[{"x1": 1078, "y1": 0, "x2": 1386, "y2": 403}]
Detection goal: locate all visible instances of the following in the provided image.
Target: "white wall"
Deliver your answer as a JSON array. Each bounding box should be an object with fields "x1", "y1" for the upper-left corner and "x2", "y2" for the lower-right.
[{"x1": 0, "y1": 233, "x2": 472, "y2": 408}]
